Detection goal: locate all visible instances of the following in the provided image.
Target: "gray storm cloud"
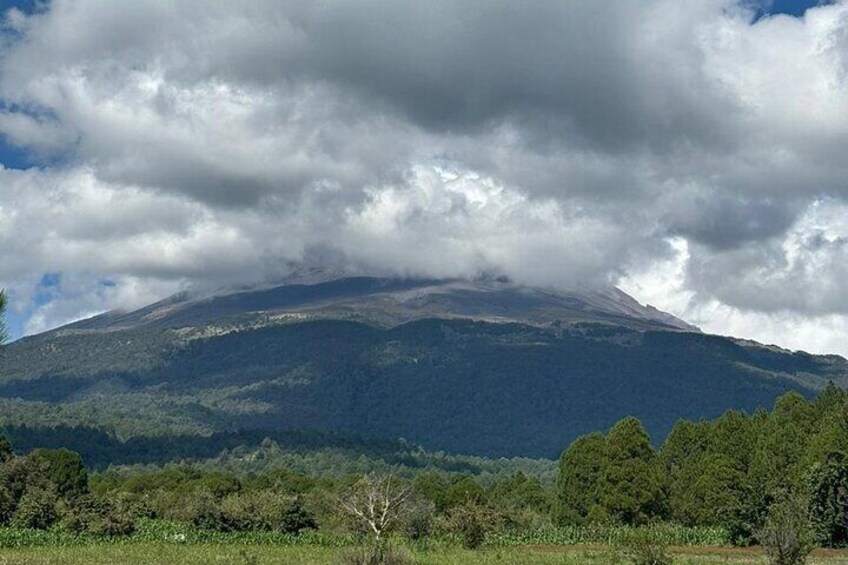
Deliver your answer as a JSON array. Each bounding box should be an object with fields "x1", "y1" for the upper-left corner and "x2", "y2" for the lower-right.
[{"x1": 1, "y1": 0, "x2": 848, "y2": 353}]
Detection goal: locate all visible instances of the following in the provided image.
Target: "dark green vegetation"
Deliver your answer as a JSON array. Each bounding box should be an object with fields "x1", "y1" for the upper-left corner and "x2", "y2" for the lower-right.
[
  {"x1": 556, "y1": 385, "x2": 848, "y2": 555},
  {"x1": 1, "y1": 275, "x2": 846, "y2": 459},
  {"x1": 0, "y1": 392, "x2": 844, "y2": 565},
  {"x1": 0, "y1": 289, "x2": 8, "y2": 345},
  {"x1": 0, "y1": 388, "x2": 847, "y2": 561}
]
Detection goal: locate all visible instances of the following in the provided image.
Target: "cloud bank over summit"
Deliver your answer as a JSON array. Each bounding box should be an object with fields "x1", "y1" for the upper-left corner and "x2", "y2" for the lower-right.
[{"x1": 1, "y1": 0, "x2": 848, "y2": 354}]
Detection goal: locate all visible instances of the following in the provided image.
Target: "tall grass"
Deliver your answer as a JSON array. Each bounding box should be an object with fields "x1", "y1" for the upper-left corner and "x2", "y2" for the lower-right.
[
  {"x1": 0, "y1": 520, "x2": 729, "y2": 550},
  {"x1": 485, "y1": 524, "x2": 731, "y2": 548},
  {"x1": 0, "y1": 519, "x2": 355, "y2": 549}
]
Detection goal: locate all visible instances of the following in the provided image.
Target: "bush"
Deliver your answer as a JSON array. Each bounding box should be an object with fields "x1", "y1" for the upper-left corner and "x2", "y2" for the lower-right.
[
  {"x1": 29, "y1": 449, "x2": 88, "y2": 499},
  {"x1": 186, "y1": 489, "x2": 317, "y2": 533},
  {"x1": 1, "y1": 456, "x2": 40, "y2": 502},
  {"x1": 0, "y1": 485, "x2": 14, "y2": 526},
  {"x1": 442, "y1": 500, "x2": 503, "y2": 549},
  {"x1": 60, "y1": 495, "x2": 136, "y2": 537},
  {"x1": 11, "y1": 486, "x2": 58, "y2": 530},
  {"x1": 185, "y1": 490, "x2": 224, "y2": 530},
  {"x1": 403, "y1": 499, "x2": 435, "y2": 542},
  {"x1": 91, "y1": 501, "x2": 136, "y2": 537},
  {"x1": 276, "y1": 496, "x2": 317, "y2": 534},
  {"x1": 756, "y1": 493, "x2": 815, "y2": 565},
  {"x1": 339, "y1": 544, "x2": 414, "y2": 565},
  {"x1": 0, "y1": 435, "x2": 12, "y2": 463},
  {"x1": 196, "y1": 472, "x2": 241, "y2": 498},
  {"x1": 619, "y1": 524, "x2": 673, "y2": 565},
  {"x1": 58, "y1": 498, "x2": 88, "y2": 534}
]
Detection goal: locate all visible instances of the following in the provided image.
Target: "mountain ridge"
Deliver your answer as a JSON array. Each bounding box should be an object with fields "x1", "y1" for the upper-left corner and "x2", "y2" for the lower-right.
[
  {"x1": 54, "y1": 272, "x2": 699, "y2": 335},
  {"x1": 1, "y1": 272, "x2": 845, "y2": 459}
]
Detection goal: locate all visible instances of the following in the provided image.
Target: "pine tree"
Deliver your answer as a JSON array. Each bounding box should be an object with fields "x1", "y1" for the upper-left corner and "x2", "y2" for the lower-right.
[
  {"x1": 807, "y1": 451, "x2": 848, "y2": 547},
  {"x1": 592, "y1": 417, "x2": 667, "y2": 525},
  {"x1": 555, "y1": 432, "x2": 606, "y2": 524}
]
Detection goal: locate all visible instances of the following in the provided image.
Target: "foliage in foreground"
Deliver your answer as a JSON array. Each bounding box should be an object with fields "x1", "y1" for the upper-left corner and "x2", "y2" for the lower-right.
[
  {"x1": 618, "y1": 524, "x2": 674, "y2": 565},
  {"x1": 757, "y1": 492, "x2": 815, "y2": 565},
  {"x1": 0, "y1": 385, "x2": 846, "y2": 565},
  {"x1": 556, "y1": 385, "x2": 848, "y2": 548}
]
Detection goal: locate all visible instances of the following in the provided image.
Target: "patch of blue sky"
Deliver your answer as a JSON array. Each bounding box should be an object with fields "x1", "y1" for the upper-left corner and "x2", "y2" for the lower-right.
[
  {"x1": 753, "y1": 0, "x2": 836, "y2": 19},
  {"x1": 0, "y1": 0, "x2": 43, "y2": 17},
  {"x1": 0, "y1": 1, "x2": 55, "y2": 170},
  {"x1": 6, "y1": 275, "x2": 119, "y2": 341}
]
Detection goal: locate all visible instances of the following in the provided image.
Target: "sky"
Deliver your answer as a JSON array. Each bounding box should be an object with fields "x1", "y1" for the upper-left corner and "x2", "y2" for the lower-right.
[{"x1": 1, "y1": 0, "x2": 848, "y2": 356}]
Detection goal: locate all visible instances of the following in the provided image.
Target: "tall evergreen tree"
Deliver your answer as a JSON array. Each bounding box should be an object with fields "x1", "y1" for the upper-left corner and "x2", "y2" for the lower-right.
[
  {"x1": 807, "y1": 451, "x2": 848, "y2": 547},
  {"x1": 592, "y1": 417, "x2": 667, "y2": 525},
  {"x1": 555, "y1": 432, "x2": 606, "y2": 525},
  {"x1": 668, "y1": 453, "x2": 746, "y2": 527},
  {"x1": 660, "y1": 420, "x2": 710, "y2": 478}
]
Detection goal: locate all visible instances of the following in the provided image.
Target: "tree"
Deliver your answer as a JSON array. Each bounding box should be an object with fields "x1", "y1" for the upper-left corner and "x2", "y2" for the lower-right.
[
  {"x1": 709, "y1": 410, "x2": 756, "y2": 474},
  {"x1": 659, "y1": 419, "x2": 709, "y2": 478},
  {"x1": 0, "y1": 436, "x2": 12, "y2": 464},
  {"x1": 488, "y1": 471, "x2": 549, "y2": 514},
  {"x1": 338, "y1": 474, "x2": 413, "y2": 544},
  {"x1": 0, "y1": 290, "x2": 8, "y2": 345},
  {"x1": 12, "y1": 486, "x2": 59, "y2": 530},
  {"x1": 814, "y1": 383, "x2": 847, "y2": 414},
  {"x1": 555, "y1": 432, "x2": 606, "y2": 525},
  {"x1": 592, "y1": 417, "x2": 667, "y2": 525},
  {"x1": 756, "y1": 491, "x2": 815, "y2": 565},
  {"x1": 442, "y1": 499, "x2": 503, "y2": 549},
  {"x1": 747, "y1": 394, "x2": 818, "y2": 497},
  {"x1": 807, "y1": 452, "x2": 848, "y2": 547},
  {"x1": 29, "y1": 448, "x2": 89, "y2": 499},
  {"x1": 668, "y1": 453, "x2": 746, "y2": 527}
]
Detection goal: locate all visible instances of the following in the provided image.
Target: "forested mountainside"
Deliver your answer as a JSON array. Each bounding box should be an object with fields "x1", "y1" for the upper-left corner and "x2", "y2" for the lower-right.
[{"x1": 0, "y1": 275, "x2": 845, "y2": 459}]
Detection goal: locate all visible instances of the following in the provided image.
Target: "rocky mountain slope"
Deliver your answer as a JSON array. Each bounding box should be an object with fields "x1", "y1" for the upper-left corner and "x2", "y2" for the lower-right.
[{"x1": 59, "y1": 270, "x2": 698, "y2": 333}]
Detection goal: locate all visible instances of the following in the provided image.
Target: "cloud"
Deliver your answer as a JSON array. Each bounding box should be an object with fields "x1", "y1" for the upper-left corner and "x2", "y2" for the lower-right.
[{"x1": 1, "y1": 0, "x2": 848, "y2": 354}]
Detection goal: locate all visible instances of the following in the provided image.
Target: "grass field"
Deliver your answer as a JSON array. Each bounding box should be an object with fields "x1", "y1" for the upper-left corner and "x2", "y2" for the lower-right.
[
  {"x1": 0, "y1": 522, "x2": 846, "y2": 564},
  {"x1": 1, "y1": 544, "x2": 848, "y2": 565}
]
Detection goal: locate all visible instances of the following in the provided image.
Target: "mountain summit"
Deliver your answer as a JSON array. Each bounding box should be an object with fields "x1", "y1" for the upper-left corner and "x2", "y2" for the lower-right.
[
  {"x1": 1, "y1": 271, "x2": 844, "y2": 459},
  {"x1": 61, "y1": 271, "x2": 698, "y2": 334}
]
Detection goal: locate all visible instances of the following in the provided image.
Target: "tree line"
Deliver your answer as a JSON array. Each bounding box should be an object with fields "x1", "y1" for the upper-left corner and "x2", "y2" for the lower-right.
[
  {"x1": 556, "y1": 384, "x2": 848, "y2": 548},
  {"x1": 0, "y1": 386, "x2": 846, "y2": 548}
]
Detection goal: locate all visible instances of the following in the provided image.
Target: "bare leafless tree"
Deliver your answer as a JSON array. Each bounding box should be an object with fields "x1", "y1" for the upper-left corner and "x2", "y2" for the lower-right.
[{"x1": 338, "y1": 474, "x2": 413, "y2": 544}]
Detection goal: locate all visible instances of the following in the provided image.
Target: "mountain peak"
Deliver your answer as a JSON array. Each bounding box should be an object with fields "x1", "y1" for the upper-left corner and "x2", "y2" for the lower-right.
[{"x1": 57, "y1": 271, "x2": 698, "y2": 335}]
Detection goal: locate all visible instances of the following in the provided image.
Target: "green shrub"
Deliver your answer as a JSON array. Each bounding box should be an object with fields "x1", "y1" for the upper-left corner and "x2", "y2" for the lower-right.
[
  {"x1": 339, "y1": 543, "x2": 415, "y2": 565},
  {"x1": 0, "y1": 435, "x2": 12, "y2": 463},
  {"x1": 442, "y1": 500, "x2": 503, "y2": 549},
  {"x1": 1, "y1": 456, "x2": 40, "y2": 502},
  {"x1": 186, "y1": 490, "x2": 224, "y2": 530},
  {"x1": 196, "y1": 472, "x2": 241, "y2": 498},
  {"x1": 91, "y1": 501, "x2": 136, "y2": 537},
  {"x1": 187, "y1": 490, "x2": 317, "y2": 534},
  {"x1": 0, "y1": 485, "x2": 14, "y2": 526},
  {"x1": 756, "y1": 493, "x2": 815, "y2": 565},
  {"x1": 60, "y1": 495, "x2": 136, "y2": 537},
  {"x1": 403, "y1": 500, "x2": 435, "y2": 542},
  {"x1": 619, "y1": 524, "x2": 673, "y2": 565},
  {"x1": 29, "y1": 448, "x2": 88, "y2": 499},
  {"x1": 11, "y1": 486, "x2": 58, "y2": 530},
  {"x1": 276, "y1": 496, "x2": 317, "y2": 534}
]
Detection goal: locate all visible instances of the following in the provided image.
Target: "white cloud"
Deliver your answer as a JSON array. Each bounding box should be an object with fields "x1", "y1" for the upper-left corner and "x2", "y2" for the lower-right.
[{"x1": 1, "y1": 0, "x2": 848, "y2": 355}]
